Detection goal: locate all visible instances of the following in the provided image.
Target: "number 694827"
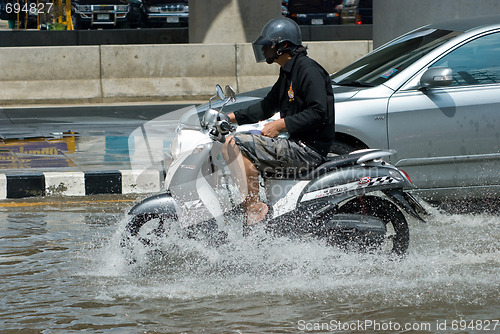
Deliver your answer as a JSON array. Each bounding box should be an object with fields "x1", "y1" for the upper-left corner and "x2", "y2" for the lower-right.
[{"x1": 5, "y1": 2, "x2": 54, "y2": 15}]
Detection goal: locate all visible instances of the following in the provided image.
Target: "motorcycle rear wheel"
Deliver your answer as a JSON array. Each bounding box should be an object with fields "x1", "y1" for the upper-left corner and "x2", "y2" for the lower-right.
[{"x1": 337, "y1": 195, "x2": 410, "y2": 255}]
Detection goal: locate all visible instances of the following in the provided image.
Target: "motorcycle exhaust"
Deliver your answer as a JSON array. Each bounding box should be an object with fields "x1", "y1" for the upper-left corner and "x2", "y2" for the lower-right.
[{"x1": 322, "y1": 214, "x2": 386, "y2": 248}]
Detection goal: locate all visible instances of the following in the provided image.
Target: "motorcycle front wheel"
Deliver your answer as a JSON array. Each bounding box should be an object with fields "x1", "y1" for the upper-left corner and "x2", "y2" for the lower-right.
[
  {"x1": 337, "y1": 195, "x2": 410, "y2": 255},
  {"x1": 122, "y1": 213, "x2": 227, "y2": 251},
  {"x1": 122, "y1": 213, "x2": 175, "y2": 248}
]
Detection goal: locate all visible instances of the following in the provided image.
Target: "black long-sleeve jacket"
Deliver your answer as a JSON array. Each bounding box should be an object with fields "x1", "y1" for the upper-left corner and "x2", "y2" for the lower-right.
[{"x1": 234, "y1": 52, "x2": 335, "y2": 156}]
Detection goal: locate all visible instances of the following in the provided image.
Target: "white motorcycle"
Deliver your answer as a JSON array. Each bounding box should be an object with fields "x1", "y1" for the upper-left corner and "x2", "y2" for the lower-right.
[{"x1": 124, "y1": 85, "x2": 426, "y2": 255}]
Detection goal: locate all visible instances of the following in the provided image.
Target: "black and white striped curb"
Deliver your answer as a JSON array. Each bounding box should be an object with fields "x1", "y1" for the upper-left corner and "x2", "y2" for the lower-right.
[{"x1": 0, "y1": 170, "x2": 165, "y2": 199}]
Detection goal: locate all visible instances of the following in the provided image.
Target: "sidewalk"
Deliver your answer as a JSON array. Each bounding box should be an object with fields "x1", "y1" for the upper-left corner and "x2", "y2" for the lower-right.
[{"x1": 0, "y1": 101, "x2": 199, "y2": 199}]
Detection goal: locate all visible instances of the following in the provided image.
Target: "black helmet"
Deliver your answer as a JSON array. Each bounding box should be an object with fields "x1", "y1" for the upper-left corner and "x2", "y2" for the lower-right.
[{"x1": 252, "y1": 17, "x2": 302, "y2": 64}]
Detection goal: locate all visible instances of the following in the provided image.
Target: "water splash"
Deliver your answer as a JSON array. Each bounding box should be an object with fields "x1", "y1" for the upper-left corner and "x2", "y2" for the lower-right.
[{"x1": 89, "y1": 208, "x2": 499, "y2": 308}]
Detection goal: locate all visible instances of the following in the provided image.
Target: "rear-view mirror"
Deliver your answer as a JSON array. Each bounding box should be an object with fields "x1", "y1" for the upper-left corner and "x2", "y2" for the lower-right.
[{"x1": 420, "y1": 67, "x2": 453, "y2": 88}]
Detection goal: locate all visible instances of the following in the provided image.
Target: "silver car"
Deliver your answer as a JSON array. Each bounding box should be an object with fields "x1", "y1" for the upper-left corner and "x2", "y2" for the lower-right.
[
  {"x1": 226, "y1": 16, "x2": 500, "y2": 201},
  {"x1": 331, "y1": 16, "x2": 500, "y2": 201}
]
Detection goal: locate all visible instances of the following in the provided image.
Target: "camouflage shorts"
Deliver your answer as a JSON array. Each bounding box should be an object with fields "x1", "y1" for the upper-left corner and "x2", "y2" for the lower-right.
[{"x1": 232, "y1": 133, "x2": 325, "y2": 177}]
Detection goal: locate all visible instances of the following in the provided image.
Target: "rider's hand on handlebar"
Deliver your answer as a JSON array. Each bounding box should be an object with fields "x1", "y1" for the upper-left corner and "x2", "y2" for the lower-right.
[
  {"x1": 261, "y1": 119, "x2": 287, "y2": 138},
  {"x1": 227, "y1": 113, "x2": 237, "y2": 123}
]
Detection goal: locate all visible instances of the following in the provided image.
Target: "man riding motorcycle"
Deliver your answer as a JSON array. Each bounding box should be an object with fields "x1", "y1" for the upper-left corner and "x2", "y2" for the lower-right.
[{"x1": 223, "y1": 17, "x2": 335, "y2": 226}]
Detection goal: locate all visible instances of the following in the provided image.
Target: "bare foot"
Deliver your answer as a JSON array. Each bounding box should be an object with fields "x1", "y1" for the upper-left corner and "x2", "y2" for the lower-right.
[{"x1": 246, "y1": 202, "x2": 269, "y2": 225}]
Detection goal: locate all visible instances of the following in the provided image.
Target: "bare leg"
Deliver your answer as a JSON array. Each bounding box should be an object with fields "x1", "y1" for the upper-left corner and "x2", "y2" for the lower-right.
[
  {"x1": 241, "y1": 154, "x2": 269, "y2": 225},
  {"x1": 222, "y1": 136, "x2": 269, "y2": 225}
]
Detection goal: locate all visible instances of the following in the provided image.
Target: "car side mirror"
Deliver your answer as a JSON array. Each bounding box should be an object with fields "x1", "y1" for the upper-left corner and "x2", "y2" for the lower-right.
[{"x1": 420, "y1": 67, "x2": 453, "y2": 88}]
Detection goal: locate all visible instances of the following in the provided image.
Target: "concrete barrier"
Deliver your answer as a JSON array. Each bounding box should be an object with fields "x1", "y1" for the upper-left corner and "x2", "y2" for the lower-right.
[
  {"x1": 0, "y1": 45, "x2": 102, "y2": 103},
  {"x1": 100, "y1": 43, "x2": 238, "y2": 99},
  {"x1": 0, "y1": 170, "x2": 163, "y2": 199},
  {"x1": 0, "y1": 41, "x2": 372, "y2": 104}
]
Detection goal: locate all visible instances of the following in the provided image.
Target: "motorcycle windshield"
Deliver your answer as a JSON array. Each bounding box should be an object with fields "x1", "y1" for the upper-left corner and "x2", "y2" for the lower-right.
[
  {"x1": 128, "y1": 105, "x2": 197, "y2": 178},
  {"x1": 178, "y1": 105, "x2": 205, "y2": 130},
  {"x1": 167, "y1": 139, "x2": 244, "y2": 227},
  {"x1": 177, "y1": 100, "x2": 230, "y2": 130}
]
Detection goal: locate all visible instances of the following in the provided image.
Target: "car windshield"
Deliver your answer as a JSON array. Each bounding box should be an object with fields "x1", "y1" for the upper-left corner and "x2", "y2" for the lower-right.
[{"x1": 331, "y1": 28, "x2": 462, "y2": 86}]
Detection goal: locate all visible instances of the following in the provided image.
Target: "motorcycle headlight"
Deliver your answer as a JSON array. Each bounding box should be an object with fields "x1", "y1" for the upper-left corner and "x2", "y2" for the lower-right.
[
  {"x1": 170, "y1": 130, "x2": 182, "y2": 160},
  {"x1": 171, "y1": 128, "x2": 211, "y2": 160}
]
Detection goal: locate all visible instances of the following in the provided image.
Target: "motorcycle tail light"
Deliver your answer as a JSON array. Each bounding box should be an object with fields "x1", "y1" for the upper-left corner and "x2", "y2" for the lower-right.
[{"x1": 400, "y1": 169, "x2": 413, "y2": 184}]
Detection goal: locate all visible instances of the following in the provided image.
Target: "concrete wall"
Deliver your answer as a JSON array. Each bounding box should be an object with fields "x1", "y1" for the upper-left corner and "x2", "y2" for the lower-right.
[
  {"x1": 374, "y1": 0, "x2": 500, "y2": 47},
  {"x1": 0, "y1": 41, "x2": 372, "y2": 104},
  {"x1": 0, "y1": 46, "x2": 102, "y2": 102},
  {"x1": 100, "y1": 44, "x2": 238, "y2": 99}
]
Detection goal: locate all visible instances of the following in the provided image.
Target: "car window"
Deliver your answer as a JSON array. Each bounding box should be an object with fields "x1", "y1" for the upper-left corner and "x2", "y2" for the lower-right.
[
  {"x1": 331, "y1": 28, "x2": 461, "y2": 86},
  {"x1": 432, "y1": 32, "x2": 500, "y2": 86}
]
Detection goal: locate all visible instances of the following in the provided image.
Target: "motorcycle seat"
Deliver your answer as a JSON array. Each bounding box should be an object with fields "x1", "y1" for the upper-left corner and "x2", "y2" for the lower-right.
[
  {"x1": 262, "y1": 150, "x2": 390, "y2": 180},
  {"x1": 309, "y1": 149, "x2": 392, "y2": 178},
  {"x1": 306, "y1": 153, "x2": 363, "y2": 178},
  {"x1": 262, "y1": 152, "x2": 364, "y2": 180}
]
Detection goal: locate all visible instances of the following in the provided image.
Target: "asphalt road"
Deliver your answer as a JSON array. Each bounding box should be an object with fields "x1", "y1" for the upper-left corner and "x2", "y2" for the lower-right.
[{"x1": 0, "y1": 102, "x2": 201, "y2": 139}]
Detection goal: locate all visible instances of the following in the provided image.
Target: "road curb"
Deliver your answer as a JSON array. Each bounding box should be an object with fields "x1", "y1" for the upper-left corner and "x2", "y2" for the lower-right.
[{"x1": 0, "y1": 170, "x2": 164, "y2": 199}]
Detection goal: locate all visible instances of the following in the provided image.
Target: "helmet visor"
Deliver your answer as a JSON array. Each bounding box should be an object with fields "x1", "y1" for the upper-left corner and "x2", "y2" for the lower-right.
[{"x1": 252, "y1": 35, "x2": 273, "y2": 63}]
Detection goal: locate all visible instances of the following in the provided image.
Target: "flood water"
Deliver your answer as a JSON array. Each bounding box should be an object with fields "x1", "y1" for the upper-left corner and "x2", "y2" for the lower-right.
[{"x1": 0, "y1": 196, "x2": 498, "y2": 333}]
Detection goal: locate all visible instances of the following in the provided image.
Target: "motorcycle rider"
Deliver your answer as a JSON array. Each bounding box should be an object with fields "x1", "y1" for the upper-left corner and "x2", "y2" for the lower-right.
[{"x1": 223, "y1": 17, "x2": 335, "y2": 226}]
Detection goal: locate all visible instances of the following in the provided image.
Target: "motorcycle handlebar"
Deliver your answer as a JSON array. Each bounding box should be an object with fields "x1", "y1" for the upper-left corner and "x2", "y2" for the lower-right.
[
  {"x1": 210, "y1": 120, "x2": 235, "y2": 143},
  {"x1": 219, "y1": 120, "x2": 232, "y2": 133}
]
